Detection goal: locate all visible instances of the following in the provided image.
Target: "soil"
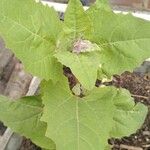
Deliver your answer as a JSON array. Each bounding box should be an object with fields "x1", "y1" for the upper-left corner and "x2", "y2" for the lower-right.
[
  {"x1": 19, "y1": 138, "x2": 41, "y2": 150},
  {"x1": 0, "y1": 122, "x2": 7, "y2": 136}
]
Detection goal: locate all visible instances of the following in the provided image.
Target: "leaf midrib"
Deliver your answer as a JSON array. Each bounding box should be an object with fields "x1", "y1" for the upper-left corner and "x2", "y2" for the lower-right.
[
  {"x1": 76, "y1": 55, "x2": 92, "y2": 89},
  {"x1": 2, "y1": 14, "x2": 49, "y2": 43}
]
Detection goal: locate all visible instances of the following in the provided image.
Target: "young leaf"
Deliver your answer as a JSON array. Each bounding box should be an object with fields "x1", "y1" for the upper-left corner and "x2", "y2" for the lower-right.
[
  {"x1": 0, "y1": 96, "x2": 55, "y2": 150},
  {"x1": 87, "y1": 8, "x2": 150, "y2": 78},
  {"x1": 64, "y1": 0, "x2": 92, "y2": 39},
  {"x1": 56, "y1": 0, "x2": 93, "y2": 55},
  {"x1": 55, "y1": 51, "x2": 101, "y2": 90},
  {"x1": 41, "y1": 78, "x2": 147, "y2": 150},
  {"x1": 0, "y1": 0, "x2": 62, "y2": 80}
]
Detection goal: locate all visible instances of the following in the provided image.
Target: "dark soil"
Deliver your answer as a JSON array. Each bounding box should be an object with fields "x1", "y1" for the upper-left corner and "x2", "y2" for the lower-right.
[
  {"x1": 19, "y1": 138, "x2": 41, "y2": 150},
  {"x1": 63, "y1": 66, "x2": 77, "y2": 89},
  {"x1": 112, "y1": 72, "x2": 150, "y2": 105},
  {"x1": 0, "y1": 122, "x2": 7, "y2": 136}
]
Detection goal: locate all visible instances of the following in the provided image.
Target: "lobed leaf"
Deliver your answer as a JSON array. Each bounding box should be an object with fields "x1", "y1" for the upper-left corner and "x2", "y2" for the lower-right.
[
  {"x1": 41, "y1": 77, "x2": 147, "y2": 150},
  {"x1": 0, "y1": 96, "x2": 55, "y2": 150},
  {"x1": 64, "y1": 0, "x2": 92, "y2": 39},
  {"x1": 0, "y1": 0, "x2": 62, "y2": 80},
  {"x1": 41, "y1": 79, "x2": 115, "y2": 150},
  {"x1": 87, "y1": 8, "x2": 150, "y2": 78}
]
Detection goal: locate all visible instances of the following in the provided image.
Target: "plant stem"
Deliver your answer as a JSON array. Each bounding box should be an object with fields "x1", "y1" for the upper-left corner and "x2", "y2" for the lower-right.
[{"x1": 131, "y1": 94, "x2": 149, "y2": 100}]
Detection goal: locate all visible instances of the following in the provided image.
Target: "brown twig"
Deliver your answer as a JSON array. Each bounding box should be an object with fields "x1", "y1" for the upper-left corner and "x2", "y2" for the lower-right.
[
  {"x1": 119, "y1": 144, "x2": 143, "y2": 150},
  {"x1": 142, "y1": 144, "x2": 150, "y2": 148},
  {"x1": 131, "y1": 94, "x2": 149, "y2": 100},
  {"x1": 111, "y1": 144, "x2": 143, "y2": 150}
]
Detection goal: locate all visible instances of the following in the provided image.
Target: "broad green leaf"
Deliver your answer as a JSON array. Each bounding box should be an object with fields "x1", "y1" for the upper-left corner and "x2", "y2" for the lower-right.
[
  {"x1": 0, "y1": 96, "x2": 55, "y2": 150},
  {"x1": 41, "y1": 77, "x2": 147, "y2": 150},
  {"x1": 41, "y1": 79, "x2": 115, "y2": 150},
  {"x1": 87, "y1": 8, "x2": 150, "y2": 78},
  {"x1": 0, "y1": 0, "x2": 62, "y2": 80},
  {"x1": 48, "y1": 58, "x2": 63, "y2": 83},
  {"x1": 55, "y1": 51, "x2": 101, "y2": 90},
  {"x1": 64, "y1": 0, "x2": 92, "y2": 39},
  {"x1": 110, "y1": 89, "x2": 148, "y2": 137}
]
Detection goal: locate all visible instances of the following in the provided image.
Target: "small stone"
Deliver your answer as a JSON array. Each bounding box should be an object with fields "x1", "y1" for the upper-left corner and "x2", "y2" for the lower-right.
[
  {"x1": 143, "y1": 131, "x2": 150, "y2": 136},
  {"x1": 146, "y1": 138, "x2": 150, "y2": 142},
  {"x1": 134, "y1": 136, "x2": 138, "y2": 139}
]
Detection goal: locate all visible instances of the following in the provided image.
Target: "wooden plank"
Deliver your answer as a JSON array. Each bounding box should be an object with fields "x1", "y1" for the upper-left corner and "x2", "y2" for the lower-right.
[
  {"x1": 4, "y1": 63, "x2": 32, "y2": 99},
  {"x1": 110, "y1": 0, "x2": 143, "y2": 8},
  {"x1": 0, "y1": 128, "x2": 13, "y2": 150},
  {"x1": 0, "y1": 39, "x2": 13, "y2": 78},
  {"x1": 0, "y1": 75, "x2": 41, "y2": 150}
]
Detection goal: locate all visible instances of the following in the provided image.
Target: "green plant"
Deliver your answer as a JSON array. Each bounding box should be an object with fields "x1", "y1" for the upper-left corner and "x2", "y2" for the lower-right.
[{"x1": 0, "y1": 0, "x2": 150, "y2": 149}]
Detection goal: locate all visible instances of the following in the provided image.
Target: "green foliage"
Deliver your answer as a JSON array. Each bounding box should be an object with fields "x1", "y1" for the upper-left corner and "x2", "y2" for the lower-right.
[
  {"x1": 0, "y1": 0, "x2": 149, "y2": 149},
  {"x1": 0, "y1": 0, "x2": 62, "y2": 80},
  {"x1": 55, "y1": 51, "x2": 100, "y2": 90},
  {"x1": 0, "y1": 96, "x2": 55, "y2": 150},
  {"x1": 87, "y1": 8, "x2": 150, "y2": 78},
  {"x1": 64, "y1": 0, "x2": 92, "y2": 39},
  {"x1": 41, "y1": 77, "x2": 147, "y2": 150},
  {"x1": 110, "y1": 89, "x2": 148, "y2": 137},
  {"x1": 1, "y1": 0, "x2": 150, "y2": 87}
]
